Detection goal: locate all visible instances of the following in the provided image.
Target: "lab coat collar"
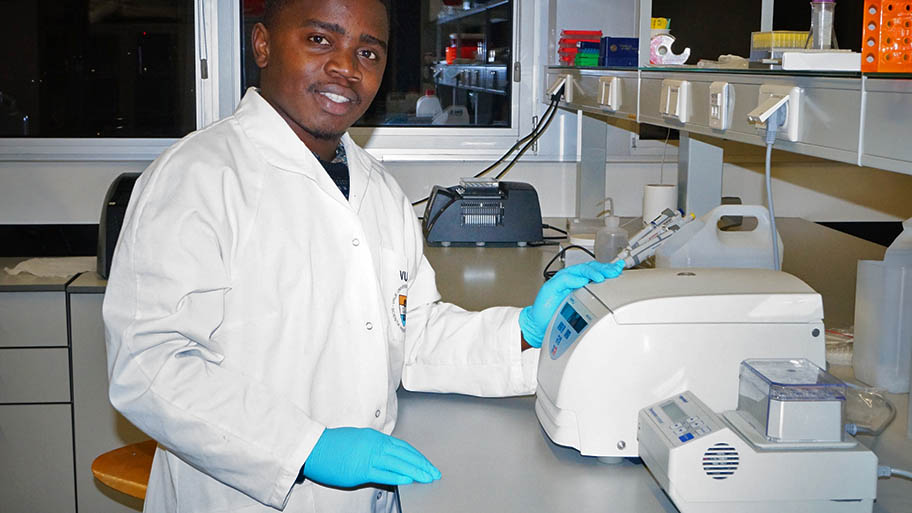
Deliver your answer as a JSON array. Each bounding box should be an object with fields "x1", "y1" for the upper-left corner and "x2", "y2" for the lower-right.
[{"x1": 234, "y1": 88, "x2": 373, "y2": 211}]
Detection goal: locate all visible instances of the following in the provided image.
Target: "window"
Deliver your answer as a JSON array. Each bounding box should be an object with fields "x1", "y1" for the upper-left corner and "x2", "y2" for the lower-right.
[
  {"x1": 0, "y1": 0, "x2": 197, "y2": 138},
  {"x1": 240, "y1": 0, "x2": 513, "y2": 128}
]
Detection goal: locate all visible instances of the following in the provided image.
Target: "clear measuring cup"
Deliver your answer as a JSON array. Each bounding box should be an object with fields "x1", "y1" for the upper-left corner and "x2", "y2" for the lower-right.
[{"x1": 809, "y1": 0, "x2": 836, "y2": 49}]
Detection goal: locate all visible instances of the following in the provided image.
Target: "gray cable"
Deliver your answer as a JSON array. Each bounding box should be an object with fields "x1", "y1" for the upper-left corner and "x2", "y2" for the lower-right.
[
  {"x1": 878, "y1": 465, "x2": 912, "y2": 480},
  {"x1": 893, "y1": 468, "x2": 912, "y2": 480},
  {"x1": 764, "y1": 143, "x2": 781, "y2": 271},
  {"x1": 763, "y1": 108, "x2": 785, "y2": 271}
]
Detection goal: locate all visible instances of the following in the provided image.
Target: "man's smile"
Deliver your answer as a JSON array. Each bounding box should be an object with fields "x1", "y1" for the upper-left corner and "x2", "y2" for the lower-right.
[
  {"x1": 309, "y1": 84, "x2": 361, "y2": 116},
  {"x1": 320, "y1": 91, "x2": 351, "y2": 104}
]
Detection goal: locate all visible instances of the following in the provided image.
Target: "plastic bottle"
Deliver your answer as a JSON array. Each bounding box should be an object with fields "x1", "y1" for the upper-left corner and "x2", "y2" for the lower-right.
[
  {"x1": 853, "y1": 217, "x2": 912, "y2": 393},
  {"x1": 416, "y1": 89, "x2": 442, "y2": 118},
  {"x1": 594, "y1": 214, "x2": 628, "y2": 263}
]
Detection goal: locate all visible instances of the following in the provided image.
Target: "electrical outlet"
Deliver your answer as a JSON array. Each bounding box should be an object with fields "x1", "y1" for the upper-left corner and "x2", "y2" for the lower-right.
[
  {"x1": 660, "y1": 79, "x2": 691, "y2": 123},
  {"x1": 709, "y1": 81, "x2": 733, "y2": 130},
  {"x1": 547, "y1": 74, "x2": 573, "y2": 103},
  {"x1": 756, "y1": 85, "x2": 801, "y2": 141},
  {"x1": 599, "y1": 76, "x2": 622, "y2": 112}
]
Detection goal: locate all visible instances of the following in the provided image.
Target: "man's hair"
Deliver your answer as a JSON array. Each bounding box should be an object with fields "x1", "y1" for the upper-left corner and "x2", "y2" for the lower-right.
[{"x1": 263, "y1": 0, "x2": 391, "y2": 29}]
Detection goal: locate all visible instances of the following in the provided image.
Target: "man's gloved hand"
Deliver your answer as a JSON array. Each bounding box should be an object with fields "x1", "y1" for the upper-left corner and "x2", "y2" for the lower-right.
[
  {"x1": 302, "y1": 427, "x2": 442, "y2": 488},
  {"x1": 519, "y1": 261, "x2": 624, "y2": 348}
]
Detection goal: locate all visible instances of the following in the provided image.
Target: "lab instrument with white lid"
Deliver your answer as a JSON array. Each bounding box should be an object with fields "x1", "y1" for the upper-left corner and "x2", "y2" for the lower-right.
[{"x1": 535, "y1": 268, "x2": 826, "y2": 459}]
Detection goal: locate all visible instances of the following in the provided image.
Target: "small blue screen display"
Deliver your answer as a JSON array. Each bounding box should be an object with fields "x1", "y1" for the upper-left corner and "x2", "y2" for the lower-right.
[{"x1": 560, "y1": 303, "x2": 588, "y2": 333}]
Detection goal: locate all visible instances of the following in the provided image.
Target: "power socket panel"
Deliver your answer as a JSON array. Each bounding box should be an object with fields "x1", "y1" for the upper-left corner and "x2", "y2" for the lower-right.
[
  {"x1": 757, "y1": 85, "x2": 801, "y2": 142},
  {"x1": 599, "y1": 76, "x2": 622, "y2": 112},
  {"x1": 547, "y1": 74, "x2": 574, "y2": 103},
  {"x1": 660, "y1": 79, "x2": 692, "y2": 123}
]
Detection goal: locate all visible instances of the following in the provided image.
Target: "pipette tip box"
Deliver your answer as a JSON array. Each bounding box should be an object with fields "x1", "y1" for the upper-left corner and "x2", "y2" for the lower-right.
[{"x1": 737, "y1": 358, "x2": 846, "y2": 443}]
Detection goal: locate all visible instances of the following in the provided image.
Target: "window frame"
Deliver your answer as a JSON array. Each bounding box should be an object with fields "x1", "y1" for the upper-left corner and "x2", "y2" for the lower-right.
[
  {"x1": 350, "y1": 0, "x2": 533, "y2": 162},
  {"x1": 0, "y1": 0, "x2": 241, "y2": 161},
  {"x1": 0, "y1": 0, "x2": 545, "y2": 163}
]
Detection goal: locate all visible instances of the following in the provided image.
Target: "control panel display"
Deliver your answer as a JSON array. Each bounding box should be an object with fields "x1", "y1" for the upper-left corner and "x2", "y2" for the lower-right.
[
  {"x1": 661, "y1": 401, "x2": 687, "y2": 423},
  {"x1": 561, "y1": 303, "x2": 589, "y2": 333},
  {"x1": 647, "y1": 394, "x2": 714, "y2": 445},
  {"x1": 548, "y1": 299, "x2": 594, "y2": 360}
]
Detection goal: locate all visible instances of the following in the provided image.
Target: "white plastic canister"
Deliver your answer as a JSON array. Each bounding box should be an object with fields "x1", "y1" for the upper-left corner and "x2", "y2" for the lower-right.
[{"x1": 655, "y1": 204, "x2": 784, "y2": 269}]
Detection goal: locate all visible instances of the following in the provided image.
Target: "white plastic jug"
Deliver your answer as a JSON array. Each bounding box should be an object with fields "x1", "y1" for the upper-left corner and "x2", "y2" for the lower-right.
[
  {"x1": 655, "y1": 204, "x2": 784, "y2": 269},
  {"x1": 416, "y1": 89, "x2": 442, "y2": 118}
]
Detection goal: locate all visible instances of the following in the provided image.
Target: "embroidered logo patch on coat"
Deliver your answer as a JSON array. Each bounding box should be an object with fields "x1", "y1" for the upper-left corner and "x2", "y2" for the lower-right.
[{"x1": 393, "y1": 284, "x2": 407, "y2": 330}]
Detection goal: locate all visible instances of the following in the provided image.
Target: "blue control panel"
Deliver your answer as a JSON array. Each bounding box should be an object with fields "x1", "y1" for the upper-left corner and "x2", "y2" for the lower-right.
[{"x1": 548, "y1": 298, "x2": 594, "y2": 360}]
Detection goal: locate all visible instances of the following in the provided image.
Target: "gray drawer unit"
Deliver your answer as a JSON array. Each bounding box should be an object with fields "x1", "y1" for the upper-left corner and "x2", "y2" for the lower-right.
[
  {"x1": 69, "y1": 282, "x2": 148, "y2": 513},
  {"x1": 639, "y1": 71, "x2": 862, "y2": 165},
  {"x1": 0, "y1": 404, "x2": 76, "y2": 512},
  {"x1": 0, "y1": 347, "x2": 71, "y2": 403},
  {"x1": 861, "y1": 78, "x2": 912, "y2": 176},
  {"x1": 545, "y1": 67, "x2": 639, "y2": 121},
  {"x1": 0, "y1": 291, "x2": 68, "y2": 348}
]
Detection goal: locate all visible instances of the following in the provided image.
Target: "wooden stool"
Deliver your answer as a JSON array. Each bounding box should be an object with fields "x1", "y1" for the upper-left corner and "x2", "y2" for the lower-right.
[{"x1": 91, "y1": 439, "x2": 157, "y2": 500}]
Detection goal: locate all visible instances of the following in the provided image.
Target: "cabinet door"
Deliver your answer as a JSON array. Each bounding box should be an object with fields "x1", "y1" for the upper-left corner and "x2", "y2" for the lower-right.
[
  {"x1": 0, "y1": 291, "x2": 68, "y2": 348},
  {"x1": 70, "y1": 292, "x2": 147, "y2": 513},
  {"x1": 0, "y1": 404, "x2": 76, "y2": 512},
  {"x1": 0, "y1": 348, "x2": 71, "y2": 403}
]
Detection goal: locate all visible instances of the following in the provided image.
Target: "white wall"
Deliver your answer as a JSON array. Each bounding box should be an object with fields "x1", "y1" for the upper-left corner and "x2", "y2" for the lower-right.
[
  {"x1": 0, "y1": 161, "x2": 147, "y2": 224},
  {"x1": 4, "y1": 146, "x2": 909, "y2": 225}
]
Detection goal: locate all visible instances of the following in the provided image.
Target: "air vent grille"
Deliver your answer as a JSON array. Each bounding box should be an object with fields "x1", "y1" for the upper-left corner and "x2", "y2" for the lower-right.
[
  {"x1": 461, "y1": 201, "x2": 504, "y2": 227},
  {"x1": 702, "y1": 442, "x2": 739, "y2": 480}
]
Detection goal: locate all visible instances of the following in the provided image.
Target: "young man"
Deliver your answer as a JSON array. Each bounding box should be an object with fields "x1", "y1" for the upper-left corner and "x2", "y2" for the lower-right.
[{"x1": 103, "y1": 0, "x2": 623, "y2": 512}]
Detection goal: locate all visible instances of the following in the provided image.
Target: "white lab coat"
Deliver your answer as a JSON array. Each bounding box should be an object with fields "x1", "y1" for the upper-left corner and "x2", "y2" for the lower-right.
[{"x1": 103, "y1": 88, "x2": 539, "y2": 513}]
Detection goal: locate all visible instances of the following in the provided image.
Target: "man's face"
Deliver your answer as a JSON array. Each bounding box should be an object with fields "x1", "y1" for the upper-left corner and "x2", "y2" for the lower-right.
[{"x1": 253, "y1": 0, "x2": 388, "y2": 142}]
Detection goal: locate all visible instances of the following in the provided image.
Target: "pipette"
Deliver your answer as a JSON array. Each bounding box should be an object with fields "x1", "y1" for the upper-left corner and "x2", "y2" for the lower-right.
[{"x1": 612, "y1": 210, "x2": 695, "y2": 268}]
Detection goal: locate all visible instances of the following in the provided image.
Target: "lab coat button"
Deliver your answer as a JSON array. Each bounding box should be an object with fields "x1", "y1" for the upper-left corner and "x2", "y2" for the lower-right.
[
  {"x1": 352, "y1": 238, "x2": 360, "y2": 246},
  {"x1": 376, "y1": 492, "x2": 383, "y2": 500},
  {"x1": 365, "y1": 321, "x2": 373, "y2": 330},
  {"x1": 375, "y1": 409, "x2": 381, "y2": 418}
]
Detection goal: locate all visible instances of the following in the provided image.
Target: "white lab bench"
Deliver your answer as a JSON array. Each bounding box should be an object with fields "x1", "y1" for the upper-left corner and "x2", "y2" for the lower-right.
[{"x1": 395, "y1": 218, "x2": 912, "y2": 513}]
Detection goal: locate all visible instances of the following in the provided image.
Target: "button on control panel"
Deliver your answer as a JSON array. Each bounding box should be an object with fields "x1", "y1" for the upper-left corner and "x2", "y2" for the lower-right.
[{"x1": 668, "y1": 413, "x2": 713, "y2": 443}]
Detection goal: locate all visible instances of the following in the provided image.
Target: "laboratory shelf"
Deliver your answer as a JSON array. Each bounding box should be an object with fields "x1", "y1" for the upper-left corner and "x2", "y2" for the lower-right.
[
  {"x1": 861, "y1": 77, "x2": 912, "y2": 174},
  {"x1": 545, "y1": 67, "x2": 639, "y2": 121},
  {"x1": 645, "y1": 66, "x2": 862, "y2": 78},
  {"x1": 638, "y1": 70, "x2": 862, "y2": 166},
  {"x1": 544, "y1": 66, "x2": 912, "y2": 175},
  {"x1": 436, "y1": 0, "x2": 510, "y2": 25},
  {"x1": 435, "y1": 63, "x2": 510, "y2": 96},
  {"x1": 550, "y1": 65, "x2": 863, "y2": 78}
]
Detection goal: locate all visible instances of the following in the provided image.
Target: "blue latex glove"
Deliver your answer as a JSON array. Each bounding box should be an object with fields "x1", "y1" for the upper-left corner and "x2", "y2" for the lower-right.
[
  {"x1": 302, "y1": 427, "x2": 441, "y2": 488},
  {"x1": 519, "y1": 261, "x2": 624, "y2": 348}
]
